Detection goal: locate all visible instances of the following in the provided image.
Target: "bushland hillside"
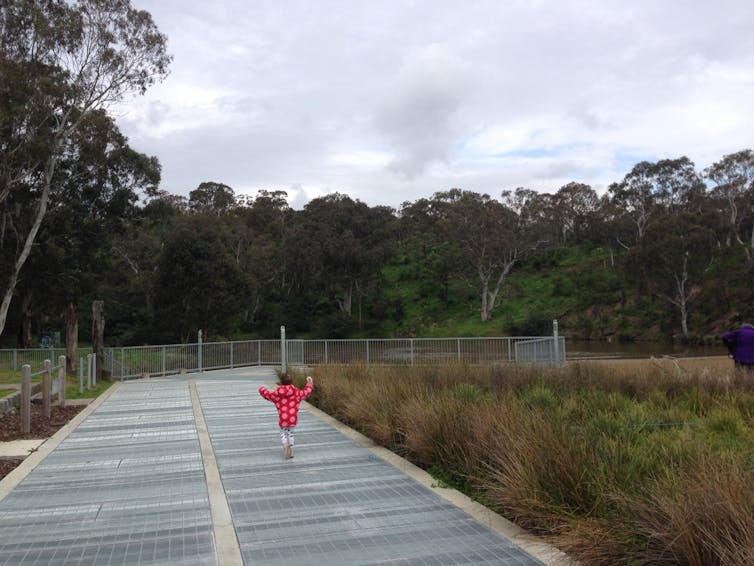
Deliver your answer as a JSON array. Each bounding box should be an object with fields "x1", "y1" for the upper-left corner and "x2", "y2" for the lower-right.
[{"x1": 2, "y1": 153, "x2": 753, "y2": 346}]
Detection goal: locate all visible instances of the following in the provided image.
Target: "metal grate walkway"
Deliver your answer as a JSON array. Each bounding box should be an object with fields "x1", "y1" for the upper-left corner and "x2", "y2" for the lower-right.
[{"x1": 0, "y1": 367, "x2": 550, "y2": 565}]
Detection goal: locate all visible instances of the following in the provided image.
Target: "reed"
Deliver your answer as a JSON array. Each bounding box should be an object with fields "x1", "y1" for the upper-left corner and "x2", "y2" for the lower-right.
[{"x1": 307, "y1": 359, "x2": 754, "y2": 565}]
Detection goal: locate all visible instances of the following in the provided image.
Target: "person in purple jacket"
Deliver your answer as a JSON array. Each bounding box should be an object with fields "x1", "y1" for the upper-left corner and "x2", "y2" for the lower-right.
[{"x1": 722, "y1": 323, "x2": 754, "y2": 371}]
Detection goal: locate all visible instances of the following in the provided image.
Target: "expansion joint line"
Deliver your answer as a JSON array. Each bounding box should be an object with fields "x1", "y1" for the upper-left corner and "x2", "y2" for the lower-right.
[{"x1": 189, "y1": 379, "x2": 244, "y2": 566}]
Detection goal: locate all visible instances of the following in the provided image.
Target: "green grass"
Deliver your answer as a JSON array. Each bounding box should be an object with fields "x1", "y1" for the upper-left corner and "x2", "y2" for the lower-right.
[
  {"x1": 0, "y1": 367, "x2": 114, "y2": 400},
  {"x1": 0, "y1": 369, "x2": 42, "y2": 385},
  {"x1": 64, "y1": 376, "x2": 113, "y2": 400}
]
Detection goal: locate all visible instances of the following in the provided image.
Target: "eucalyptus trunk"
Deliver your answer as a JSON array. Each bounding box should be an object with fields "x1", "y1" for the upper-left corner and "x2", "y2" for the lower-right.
[
  {"x1": 0, "y1": 153, "x2": 56, "y2": 337},
  {"x1": 66, "y1": 303, "x2": 78, "y2": 372}
]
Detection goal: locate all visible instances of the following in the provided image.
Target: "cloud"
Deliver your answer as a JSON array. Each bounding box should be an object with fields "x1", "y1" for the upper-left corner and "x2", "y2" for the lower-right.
[
  {"x1": 328, "y1": 150, "x2": 391, "y2": 168},
  {"x1": 373, "y1": 43, "x2": 476, "y2": 178},
  {"x1": 117, "y1": 0, "x2": 754, "y2": 210}
]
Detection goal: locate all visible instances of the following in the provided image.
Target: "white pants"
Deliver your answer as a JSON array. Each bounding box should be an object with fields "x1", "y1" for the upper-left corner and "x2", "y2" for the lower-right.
[{"x1": 280, "y1": 427, "x2": 295, "y2": 446}]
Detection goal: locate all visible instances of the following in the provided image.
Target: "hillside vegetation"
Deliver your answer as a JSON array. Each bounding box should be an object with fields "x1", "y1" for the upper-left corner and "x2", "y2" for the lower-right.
[
  {"x1": 380, "y1": 239, "x2": 751, "y2": 344},
  {"x1": 3, "y1": 152, "x2": 754, "y2": 346}
]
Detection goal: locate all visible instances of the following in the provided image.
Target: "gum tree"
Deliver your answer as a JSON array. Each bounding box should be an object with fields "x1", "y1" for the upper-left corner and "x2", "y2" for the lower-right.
[
  {"x1": 0, "y1": 0, "x2": 171, "y2": 337},
  {"x1": 629, "y1": 211, "x2": 717, "y2": 339},
  {"x1": 704, "y1": 149, "x2": 754, "y2": 255},
  {"x1": 432, "y1": 189, "x2": 538, "y2": 322}
]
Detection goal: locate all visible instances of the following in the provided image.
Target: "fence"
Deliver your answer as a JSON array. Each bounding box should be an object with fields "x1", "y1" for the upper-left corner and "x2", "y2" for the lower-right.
[
  {"x1": 0, "y1": 347, "x2": 93, "y2": 373},
  {"x1": 103, "y1": 335, "x2": 564, "y2": 379},
  {"x1": 514, "y1": 337, "x2": 566, "y2": 365},
  {"x1": 103, "y1": 340, "x2": 283, "y2": 379},
  {"x1": 285, "y1": 337, "x2": 560, "y2": 365},
  {"x1": 2, "y1": 334, "x2": 565, "y2": 382}
]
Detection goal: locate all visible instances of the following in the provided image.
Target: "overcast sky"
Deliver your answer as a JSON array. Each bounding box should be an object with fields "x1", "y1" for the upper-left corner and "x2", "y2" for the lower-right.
[{"x1": 116, "y1": 0, "x2": 754, "y2": 210}]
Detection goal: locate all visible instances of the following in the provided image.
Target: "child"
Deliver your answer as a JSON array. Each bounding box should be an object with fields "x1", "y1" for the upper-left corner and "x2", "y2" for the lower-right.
[{"x1": 259, "y1": 373, "x2": 313, "y2": 459}]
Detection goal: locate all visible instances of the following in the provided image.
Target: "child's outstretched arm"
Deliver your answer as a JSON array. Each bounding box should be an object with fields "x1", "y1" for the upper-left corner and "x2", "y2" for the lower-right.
[
  {"x1": 258, "y1": 386, "x2": 278, "y2": 402},
  {"x1": 296, "y1": 376, "x2": 314, "y2": 401}
]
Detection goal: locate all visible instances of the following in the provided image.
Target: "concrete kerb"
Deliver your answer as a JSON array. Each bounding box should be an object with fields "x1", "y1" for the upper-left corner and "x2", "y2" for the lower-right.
[
  {"x1": 302, "y1": 400, "x2": 574, "y2": 566},
  {"x1": 188, "y1": 379, "x2": 244, "y2": 566},
  {"x1": 0, "y1": 381, "x2": 122, "y2": 503},
  {"x1": 0, "y1": 439, "x2": 46, "y2": 458}
]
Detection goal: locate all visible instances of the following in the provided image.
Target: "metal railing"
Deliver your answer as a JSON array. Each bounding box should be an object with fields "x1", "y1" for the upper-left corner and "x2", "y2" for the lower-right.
[
  {"x1": 102, "y1": 340, "x2": 283, "y2": 379},
  {"x1": 514, "y1": 337, "x2": 566, "y2": 365},
  {"x1": 0, "y1": 347, "x2": 93, "y2": 373},
  {"x1": 4, "y1": 333, "x2": 566, "y2": 382},
  {"x1": 286, "y1": 337, "x2": 553, "y2": 365},
  {"x1": 102, "y1": 335, "x2": 564, "y2": 379}
]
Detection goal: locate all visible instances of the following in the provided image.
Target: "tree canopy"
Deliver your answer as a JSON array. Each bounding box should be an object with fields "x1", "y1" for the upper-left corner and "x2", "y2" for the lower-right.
[
  {"x1": 3, "y1": 148, "x2": 753, "y2": 346},
  {"x1": 0, "y1": 0, "x2": 170, "y2": 337}
]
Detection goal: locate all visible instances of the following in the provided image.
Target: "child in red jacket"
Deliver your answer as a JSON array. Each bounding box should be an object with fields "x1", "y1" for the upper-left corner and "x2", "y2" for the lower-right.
[{"x1": 259, "y1": 373, "x2": 313, "y2": 459}]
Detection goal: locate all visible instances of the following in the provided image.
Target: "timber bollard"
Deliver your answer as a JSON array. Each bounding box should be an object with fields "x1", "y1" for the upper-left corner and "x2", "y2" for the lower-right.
[
  {"x1": 42, "y1": 359, "x2": 51, "y2": 419},
  {"x1": 58, "y1": 355, "x2": 67, "y2": 407},
  {"x1": 21, "y1": 365, "x2": 31, "y2": 434}
]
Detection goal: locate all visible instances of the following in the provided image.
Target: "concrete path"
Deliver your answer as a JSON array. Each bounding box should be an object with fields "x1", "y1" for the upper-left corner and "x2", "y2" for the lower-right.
[{"x1": 0, "y1": 367, "x2": 564, "y2": 565}]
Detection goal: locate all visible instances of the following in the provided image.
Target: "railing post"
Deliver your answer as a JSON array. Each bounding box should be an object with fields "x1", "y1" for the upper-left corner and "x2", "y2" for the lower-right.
[
  {"x1": 87, "y1": 354, "x2": 92, "y2": 388},
  {"x1": 553, "y1": 319, "x2": 560, "y2": 366},
  {"x1": 258, "y1": 340, "x2": 261, "y2": 366},
  {"x1": 410, "y1": 339, "x2": 414, "y2": 366},
  {"x1": 457, "y1": 338, "x2": 461, "y2": 361},
  {"x1": 280, "y1": 326, "x2": 287, "y2": 373},
  {"x1": 58, "y1": 355, "x2": 66, "y2": 408},
  {"x1": 325, "y1": 340, "x2": 328, "y2": 364},
  {"x1": 42, "y1": 359, "x2": 51, "y2": 418},
  {"x1": 366, "y1": 340, "x2": 370, "y2": 363},
  {"x1": 21, "y1": 364, "x2": 31, "y2": 434},
  {"x1": 92, "y1": 353, "x2": 97, "y2": 386},
  {"x1": 162, "y1": 346, "x2": 166, "y2": 376},
  {"x1": 79, "y1": 358, "x2": 84, "y2": 394},
  {"x1": 230, "y1": 342, "x2": 234, "y2": 369},
  {"x1": 198, "y1": 329, "x2": 203, "y2": 373},
  {"x1": 13, "y1": 349, "x2": 17, "y2": 371}
]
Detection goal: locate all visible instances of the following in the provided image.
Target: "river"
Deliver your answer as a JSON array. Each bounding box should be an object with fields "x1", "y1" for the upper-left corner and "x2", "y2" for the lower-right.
[{"x1": 566, "y1": 339, "x2": 728, "y2": 360}]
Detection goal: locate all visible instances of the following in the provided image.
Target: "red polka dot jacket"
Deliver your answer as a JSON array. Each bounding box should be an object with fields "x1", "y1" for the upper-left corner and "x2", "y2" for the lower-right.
[{"x1": 258, "y1": 382, "x2": 314, "y2": 428}]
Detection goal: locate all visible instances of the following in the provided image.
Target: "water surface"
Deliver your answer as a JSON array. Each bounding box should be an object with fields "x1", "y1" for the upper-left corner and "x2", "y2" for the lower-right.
[{"x1": 566, "y1": 339, "x2": 728, "y2": 360}]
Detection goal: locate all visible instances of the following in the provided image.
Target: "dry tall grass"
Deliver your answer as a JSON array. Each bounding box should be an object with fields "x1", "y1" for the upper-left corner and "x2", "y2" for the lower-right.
[{"x1": 305, "y1": 359, "x2": 754, "y2": 565}]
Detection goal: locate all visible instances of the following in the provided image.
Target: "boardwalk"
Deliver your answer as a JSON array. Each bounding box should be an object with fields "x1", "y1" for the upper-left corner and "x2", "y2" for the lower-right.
[{"x1": 0, "y1": 367, "x2": 561, "y2": 565}]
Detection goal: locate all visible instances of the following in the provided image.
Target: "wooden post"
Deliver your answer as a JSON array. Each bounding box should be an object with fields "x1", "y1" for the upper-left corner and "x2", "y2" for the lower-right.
[
  {"x1": 58, "y1": 355, "x2": 67, "y2": 407},
  {"x1": 21, "y1": 365, "x2": 31, "y2": 434},
  {"x1": 66, "y1": 302, "x2": 78, "y2": 372},
  {"x1": 42, "y1": 359, "x2": 51, "y2": 418},
  {"x1": 92, "y1": 300, "x2": 105, "y2": 381}
]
